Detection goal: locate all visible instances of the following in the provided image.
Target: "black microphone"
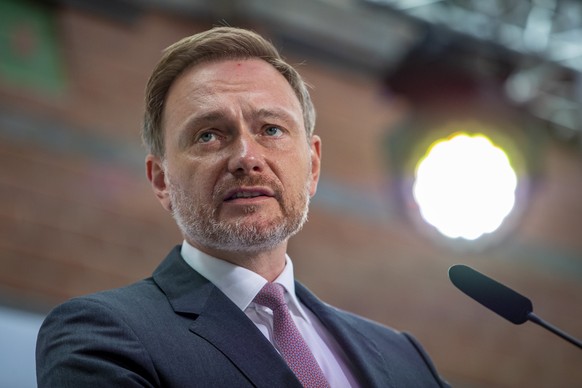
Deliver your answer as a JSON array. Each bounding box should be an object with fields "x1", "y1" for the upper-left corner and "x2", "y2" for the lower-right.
[{"x1": 449, "y1": 264, "x2": 582, "y2": 350}]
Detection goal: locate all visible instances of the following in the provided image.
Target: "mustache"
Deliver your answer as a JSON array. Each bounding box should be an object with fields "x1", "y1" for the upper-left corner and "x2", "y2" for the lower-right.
[{"x1": 214, "y1": 176, "x2": 284, "y2": 201}]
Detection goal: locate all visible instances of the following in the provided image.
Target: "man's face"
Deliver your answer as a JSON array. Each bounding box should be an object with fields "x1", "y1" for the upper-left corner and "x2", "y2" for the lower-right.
[{"x1": 146, "y1": 59, "x2": 321, "y2": 255}]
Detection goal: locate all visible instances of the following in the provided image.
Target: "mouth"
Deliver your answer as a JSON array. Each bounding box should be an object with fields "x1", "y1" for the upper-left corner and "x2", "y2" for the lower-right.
[{"x1": 223, "y1": 187, "x2": 275, "y2": 202}]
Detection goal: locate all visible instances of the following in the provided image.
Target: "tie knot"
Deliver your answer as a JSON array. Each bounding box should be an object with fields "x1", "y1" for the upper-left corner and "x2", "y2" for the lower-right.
[{"x1": 254, "y1": 282, "x2": 286, "y2": 311}]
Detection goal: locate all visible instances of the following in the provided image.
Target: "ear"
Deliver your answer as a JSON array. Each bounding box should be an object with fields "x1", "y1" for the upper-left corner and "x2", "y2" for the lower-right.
[
  {"x1": 146, "y1": 154, "x2": 172, "y2": 212},
  {"x1": 308, "y1": 135, "x2": 321, "y2": 197}
]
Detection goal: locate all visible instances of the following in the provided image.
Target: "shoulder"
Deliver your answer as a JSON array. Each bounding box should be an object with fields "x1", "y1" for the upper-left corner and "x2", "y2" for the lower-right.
[
  {"x1": 37, "y1": 277, "x2": 167, "y2": 353},
  {"x1": 321, "y1": 302, "x2": 413, "y2": 347},
  {"x1": 296, "y1": 281, "x2": 404, "y2": 341},
  {"x1": 296, "y1": 283, "x2": 449, "y2": 387},
  {"x1": 46, "y1": 278, "x2": 161, "y2": 320},
  {"x1": 38, "y1": 277, "x2": 174, "y2": 344},
  {"x1": 327, "y1": 306, "x2": 449, "y2": 386},
  {"x1": 77, "y1": 277, "x2": 163, "y2": 310},
  {"x1": 36, "y1": 279, "x2": 164, "y2": 387}
]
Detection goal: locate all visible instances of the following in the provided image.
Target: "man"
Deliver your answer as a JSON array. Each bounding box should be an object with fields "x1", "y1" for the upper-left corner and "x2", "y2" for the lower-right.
[{"x1": 36, "y1": 27, "x2": 449, "y2": 387}]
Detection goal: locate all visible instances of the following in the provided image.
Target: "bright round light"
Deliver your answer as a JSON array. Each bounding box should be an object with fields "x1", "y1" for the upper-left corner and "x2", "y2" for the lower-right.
[{"x1": 413, "y1": 132, "x2": 518, "y2": 240}]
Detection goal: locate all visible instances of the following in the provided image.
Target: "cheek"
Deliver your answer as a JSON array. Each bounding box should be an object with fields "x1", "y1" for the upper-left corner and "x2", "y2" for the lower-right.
[
  {"x1": 179, "y1": 156, "x2": 219, "y2": 183},
  {"x1": 167, "y1": 165, "x2": 204, "y2": 198},
  {"x1": 281, "y1": 154, "x2": 313, "y2": 188},
  {"x1": 196, "y1": 166, "x2": 229, "y2": 199}
]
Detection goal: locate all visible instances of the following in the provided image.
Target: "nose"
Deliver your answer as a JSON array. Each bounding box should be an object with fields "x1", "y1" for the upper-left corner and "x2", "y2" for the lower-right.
[{"x1": 227, "y1": 132, "x2": 265, "y2": 175}]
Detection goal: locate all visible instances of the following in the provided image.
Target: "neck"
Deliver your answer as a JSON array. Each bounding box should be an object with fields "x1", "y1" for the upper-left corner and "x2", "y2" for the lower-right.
[{"x1": 187, "y1": 239, "x2": 288, "y2": 282}]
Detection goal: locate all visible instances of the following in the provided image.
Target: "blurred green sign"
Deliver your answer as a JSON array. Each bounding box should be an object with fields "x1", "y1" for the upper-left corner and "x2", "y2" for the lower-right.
[{"x1": 0, "y1": 0, "x2": 65, "y2": 94}]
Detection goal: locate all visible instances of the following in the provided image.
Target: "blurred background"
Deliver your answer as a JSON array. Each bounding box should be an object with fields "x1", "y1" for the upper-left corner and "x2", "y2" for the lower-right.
[{"x1": 1, "y1": 0, "x2": 581, "y2": 386}]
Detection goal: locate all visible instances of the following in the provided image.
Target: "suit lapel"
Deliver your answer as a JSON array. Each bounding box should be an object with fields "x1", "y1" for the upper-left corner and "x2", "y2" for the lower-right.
[
  {"x1": 152, "y1": 246, "x2": 302, "y2": 388},
  {"x1": 189, "y1": 287, "x2": 301, "y2": 387},
  {"x1": 295, "y1": 282, "x2": 394, "y2": 388}
]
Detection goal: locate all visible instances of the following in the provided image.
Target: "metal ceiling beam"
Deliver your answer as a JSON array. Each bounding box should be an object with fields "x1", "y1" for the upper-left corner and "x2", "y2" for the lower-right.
[
  {"x1": 363, "y1": 0, "x2": 582, "y2": 73},
  {"x1": 362, "y1": 0, "x2": 582, "y2": 141}
]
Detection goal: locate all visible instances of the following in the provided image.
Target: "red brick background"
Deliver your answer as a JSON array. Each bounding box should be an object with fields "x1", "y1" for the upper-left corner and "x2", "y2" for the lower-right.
[{"x1": 0, "y1": 6, "x2": 580, "y2": 387}]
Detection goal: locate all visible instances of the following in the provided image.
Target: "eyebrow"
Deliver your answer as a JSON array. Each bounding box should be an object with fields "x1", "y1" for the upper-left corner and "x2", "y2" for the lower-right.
[
  {"x1": 184, "y1": 110, "x2": 226, "y2": 129},
  {"x1": 177, "y1": 110, "x2": 226, "y2": 150},
  {"x1": 251, "y1": 108, "x2": 298, "y2": 125}
]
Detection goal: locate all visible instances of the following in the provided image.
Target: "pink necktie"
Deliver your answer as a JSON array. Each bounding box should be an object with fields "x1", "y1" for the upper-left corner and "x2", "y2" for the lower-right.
[{"x1": 254, "y1": 283, "x2": 330, "y2": 388}]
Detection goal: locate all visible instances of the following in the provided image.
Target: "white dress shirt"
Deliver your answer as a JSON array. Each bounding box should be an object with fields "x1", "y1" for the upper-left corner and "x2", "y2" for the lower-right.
[{"x1": 180, "y1": 241, "x2": 358, "y2": 387}]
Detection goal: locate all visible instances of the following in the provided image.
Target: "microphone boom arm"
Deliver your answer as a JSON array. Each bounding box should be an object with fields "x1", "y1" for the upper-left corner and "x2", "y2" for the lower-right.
[{"x1": 527, "y1": 312, "x2": 582, "y2": 349}]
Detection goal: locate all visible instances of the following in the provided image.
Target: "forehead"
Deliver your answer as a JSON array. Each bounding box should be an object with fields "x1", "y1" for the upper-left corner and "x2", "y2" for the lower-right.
[
  {"x1": 161, "y1": 59, "x2": 304, "y2": 138},
  {"x1": 168, "y1": 59, "x2": 300, "y2": 108}
]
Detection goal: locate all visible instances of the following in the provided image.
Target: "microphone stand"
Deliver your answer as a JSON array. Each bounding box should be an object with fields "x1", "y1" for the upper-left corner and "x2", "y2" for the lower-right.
[{"x1": 527, "y1": 312, "x2": 582, "y2": 350}]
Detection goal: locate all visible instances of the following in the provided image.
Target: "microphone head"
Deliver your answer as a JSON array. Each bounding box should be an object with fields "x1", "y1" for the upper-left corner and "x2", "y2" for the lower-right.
[{"x1": 449, "y1": 264, "x2": 533, "y2": 324}]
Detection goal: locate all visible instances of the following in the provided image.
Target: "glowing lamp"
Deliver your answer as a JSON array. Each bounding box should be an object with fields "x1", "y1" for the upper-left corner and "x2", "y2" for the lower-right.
[{"x1": 413, "y1": 132, "x2": 518, "y2": 241}]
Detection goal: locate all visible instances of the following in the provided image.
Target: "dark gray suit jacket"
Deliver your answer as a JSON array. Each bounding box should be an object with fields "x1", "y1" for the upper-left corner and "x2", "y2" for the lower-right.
[{"x1": 36, "y1": 246, "x2": 448, "y2": 387}]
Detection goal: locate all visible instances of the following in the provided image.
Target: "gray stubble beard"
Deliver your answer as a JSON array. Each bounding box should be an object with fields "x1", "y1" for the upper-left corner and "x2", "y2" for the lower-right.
[{"x1": 167, "y1": 174, "x2": 311, "y2": 254}]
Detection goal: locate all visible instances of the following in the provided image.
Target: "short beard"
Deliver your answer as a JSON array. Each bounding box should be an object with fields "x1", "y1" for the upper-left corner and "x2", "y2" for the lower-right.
[{"x1": 167, "y1": 174, "x2": 311, "y2": 254}]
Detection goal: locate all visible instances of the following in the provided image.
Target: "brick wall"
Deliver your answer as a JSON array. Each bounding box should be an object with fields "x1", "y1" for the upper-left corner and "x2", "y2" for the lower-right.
[{"x1": 0, "y1": 5, "x2": 580, "y2": 387}]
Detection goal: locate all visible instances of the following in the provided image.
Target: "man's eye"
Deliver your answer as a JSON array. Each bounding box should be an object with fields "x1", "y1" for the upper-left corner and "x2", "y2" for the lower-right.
[
  {"x1": 265, "y1": 126, "x2": 283, "y2": 137},
  {"x1": 198, "y1": 132, "x2": 216, "y2": 143}
]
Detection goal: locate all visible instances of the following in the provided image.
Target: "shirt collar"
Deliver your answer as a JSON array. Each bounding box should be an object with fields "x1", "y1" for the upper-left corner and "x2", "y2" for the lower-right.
[{"x1": 180, "y1": 241, "x2": 309, "y2": 321}]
